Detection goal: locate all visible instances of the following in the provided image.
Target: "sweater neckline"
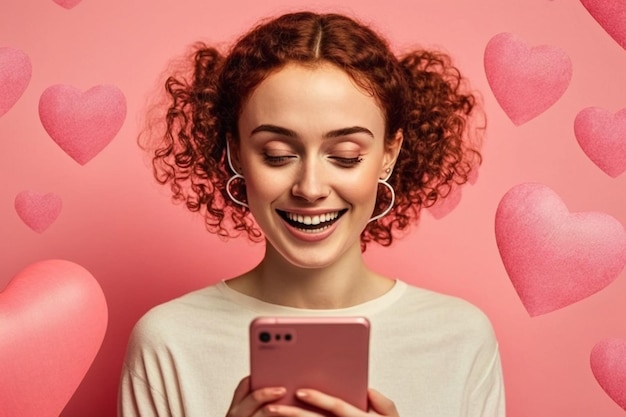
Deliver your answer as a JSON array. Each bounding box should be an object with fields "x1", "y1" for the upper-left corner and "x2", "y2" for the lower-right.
[{"x1": 217, "y1": 279, "x2": 406, "y2": 316}]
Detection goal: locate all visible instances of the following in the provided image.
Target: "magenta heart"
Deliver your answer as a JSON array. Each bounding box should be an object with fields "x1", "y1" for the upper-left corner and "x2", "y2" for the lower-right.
[
  {"x1": 39, "y1": 84, "x2": 127, "y2": 165},
  {"x1": 52, "y1": 0, "x2": 82, "y2": 9},
  {"x1": 14, "y1": 191, "x2": 63, "y2": 233},
  {"x1": 591, "y1": 339, "x2": 626, "y2": 410},
  {"x1": 574, "y1": 107, "x2": 626, "y2": 178},
  {"x1": 484, "y1": 33, "x2": 573, "y2": 125},
  {"x1": 0, "y1": 259, "x2": 108, "y2": 417},
  {"x1": 580, "y1": 0, "x2": 626, "y2": 50},
  {"x1": 495, "y1": 183, "x2": 626, "y2": 316},
  {"x1": 0, "y1": 47, "x2": 32, "y2": 118}
]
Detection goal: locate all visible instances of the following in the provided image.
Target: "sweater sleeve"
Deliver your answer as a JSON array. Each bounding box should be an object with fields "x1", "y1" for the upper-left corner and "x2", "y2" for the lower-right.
[
  {"x1": 452, "y1": 301, "x2": 505, "y2": 417},
  {"x1": 467, "y1": 344, "x2": 506, "y2": 417},
  {"x1": 118, "y1": 362, "x2": 172, "y2": 417},
  {"x1": 117, "y1": 310, "x2": 181, "y2": 417}
]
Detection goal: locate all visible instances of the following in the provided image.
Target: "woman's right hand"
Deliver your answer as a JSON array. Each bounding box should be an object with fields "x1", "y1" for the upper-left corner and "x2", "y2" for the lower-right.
[{"x1": 226, "y1": 376, "x2": 287, "y2": 417}]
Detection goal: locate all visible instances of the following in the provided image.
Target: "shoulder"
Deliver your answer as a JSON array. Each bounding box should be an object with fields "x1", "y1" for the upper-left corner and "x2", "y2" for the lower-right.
[
  {"x1": 126, "y1": 283, "x2": 234, "y2": 353},
  {"x1": 387, "y1": 282, "x2": 498, "y2": 348}
]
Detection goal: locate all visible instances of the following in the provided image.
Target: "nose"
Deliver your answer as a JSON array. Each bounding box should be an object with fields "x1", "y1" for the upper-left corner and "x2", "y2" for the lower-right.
[{"x1": 291, "y1": 157, "x2": 330, "y2": 202}]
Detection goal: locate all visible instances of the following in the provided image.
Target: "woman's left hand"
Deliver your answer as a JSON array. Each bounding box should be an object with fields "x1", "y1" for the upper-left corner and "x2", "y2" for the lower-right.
[{"x1": 265, "y1": 388, "x2": 399, "y2": 417}]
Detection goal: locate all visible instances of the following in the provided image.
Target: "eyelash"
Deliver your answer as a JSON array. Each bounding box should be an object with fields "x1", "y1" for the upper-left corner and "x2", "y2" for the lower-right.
[
  {"x1": 330, "y1": 156, "x2": 363, "y2": 166},
  {"x1": 263, "y1": 154, "x2": 363, "y2": 167},
  {"x1": 263, "y1": 155, "x2": 293, "y2": 165}
]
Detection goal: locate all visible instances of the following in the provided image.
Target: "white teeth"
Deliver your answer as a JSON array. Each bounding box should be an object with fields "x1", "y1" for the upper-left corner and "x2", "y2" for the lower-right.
[
  {"x1": 286, "y1": 211, "x2": 340, "y2": 226},
  {"x1": 300, "y1": 225, "x2": 330, "y2": 233}
]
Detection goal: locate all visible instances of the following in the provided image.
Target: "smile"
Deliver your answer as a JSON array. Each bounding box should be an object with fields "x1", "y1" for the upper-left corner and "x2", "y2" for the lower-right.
[{"x1": 277, "y1": 209, "x2": 346, "y2": 231}]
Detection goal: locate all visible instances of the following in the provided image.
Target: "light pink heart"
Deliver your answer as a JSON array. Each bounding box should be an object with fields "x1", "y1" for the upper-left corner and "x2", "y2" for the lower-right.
[
  {"x1": 52, "y1": 0, "x2": 82, "y2": 9},
  {"x1": 591, "y1": 338, "x2": 626, "y2": 410},
  {"x1": 580, "y1": 0, "x2": 626, "y2": 50},
  {"x1": 484, "y1": 33, "x2": 573, "y2": 126},
  {"x1": 495, "y1": 183, "x2": 626, "y2": 316},
  {"x1": 39, "y1": 84, "x2": 127, "y2": 165},
  {"x1": 427, "y1": 186, "x2": 462, "y2": 219},
  {"x1": 426, "y1": 167, "x2": 479, "y2": 219},
  {"x1": 14, "y1": 191, "x2": 63, "y2": 233},
  {"x1": 574, "y1": 107, "x2": 626, "y2": 178},
  {"x1": 0, "y1": 259, "x2": 107, "y2": 417},
  {"x1": 0, "y1": 47, "x2": 32, "y2": 118}
]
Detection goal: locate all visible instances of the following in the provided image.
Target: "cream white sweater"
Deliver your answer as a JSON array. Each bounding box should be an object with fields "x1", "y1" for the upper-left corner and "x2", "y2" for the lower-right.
[{"x1": 118, "y1": 280, "x2": 505, "y2": 417}]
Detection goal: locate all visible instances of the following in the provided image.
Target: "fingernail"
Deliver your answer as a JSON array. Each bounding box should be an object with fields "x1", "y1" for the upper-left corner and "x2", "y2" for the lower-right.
[
  {"x1": 271, "y1": 387, "x2": 286, "y2": 395},
  {"x1": 296, "y1": 390, "x2": 308, "y2": 398}
]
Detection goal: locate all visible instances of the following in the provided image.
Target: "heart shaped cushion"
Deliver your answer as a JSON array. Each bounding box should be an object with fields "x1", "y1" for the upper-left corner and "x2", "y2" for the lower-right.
[
  {"x1": 484, "y1": 33, "x2": 572, "y2": 125},
  {"x1": 52, "y1": 0, "x2": 82, "y2": 9},
  {"x1": 0, "y1": 260, "x2": 108, "y2": 417},
  {"x1": 580, "y1": 0, "x2": 626, "y2": 50},
  {"x1": 38, "y1": 84, "x2": 127, "y2": 165},
  {"x1": 591, "y1": 338, "x2": 626, "y2": 410},
  {"x1": 14, "y1": 191, "x2": 63, "y2": 233},
  {"x1": 495, "y1": 183, "x2": 626, "y2": 316},
  {"x1": 574, "y1": 107, "x2": 626, "y2": 178},
  {"x1": 0, "y1": 47, "x2": 32, "y2": 118}
]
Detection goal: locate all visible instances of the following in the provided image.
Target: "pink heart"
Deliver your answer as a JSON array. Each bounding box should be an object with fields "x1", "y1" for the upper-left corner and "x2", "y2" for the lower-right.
[
  {"x1": 52, "y1": 0, "x2": 82, "y2": 9},
  {"x1": 14, "y1": 191, "x2": 63, "y2": 233},
  {"x1": 484, "y1": 33, "x2": 573, "y2": 125},
  {"x1": 426, "y1": 166, "x2": 479, "y2": 219},
  {"x1": 495, "y1": 183, "x2": 626, "y2": 316},
  {"x1": 0, "y1": 47, "x2": 32, "y2": 118},
  {"x1": 574, "y1": 107, "x2": 626, "y2": 178},
  {"x1": 0, "y1": 259, "x2": 108, "y2": 417},
  {"x1": 591, "y1": 338, "x2": 626, "y2": 410},
  {"x1": 427, "y1": 186, "x2": 462, "y2": 219},
  {"x1": 580, "y1": 0, "x2": 626, "y2": 50},
  {"x1": 39, "y1": 84, "x2": 127, "y2": 165}
]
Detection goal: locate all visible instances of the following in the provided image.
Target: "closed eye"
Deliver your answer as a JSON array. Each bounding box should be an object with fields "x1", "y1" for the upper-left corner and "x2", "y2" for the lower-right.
[
  {"x1": 263, "y1": 154, "x2": 295, "y2": 166},
  {"x1": 329, "y1": 156, "x2": 363, "y2": 167}
]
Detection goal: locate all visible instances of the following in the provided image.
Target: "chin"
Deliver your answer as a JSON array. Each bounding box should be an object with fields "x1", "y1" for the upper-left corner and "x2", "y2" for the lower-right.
[{"x1": 268, "y1": 234, "x2": 362, "y2": 271}]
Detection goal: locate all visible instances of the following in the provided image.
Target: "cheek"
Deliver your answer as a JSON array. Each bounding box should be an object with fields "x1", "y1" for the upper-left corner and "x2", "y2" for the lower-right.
[
  {"x1": 337, "y1": 170, "x2": 381, "y2": 206},
  {"x1": 243, "y1": 168, "x2": 289, "y2": 202}
]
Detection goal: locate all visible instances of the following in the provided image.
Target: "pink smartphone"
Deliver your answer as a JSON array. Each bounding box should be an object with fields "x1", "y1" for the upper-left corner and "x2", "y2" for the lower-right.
[{"x1": 249, "y1": 316, "x2": 370, "y2": 415}]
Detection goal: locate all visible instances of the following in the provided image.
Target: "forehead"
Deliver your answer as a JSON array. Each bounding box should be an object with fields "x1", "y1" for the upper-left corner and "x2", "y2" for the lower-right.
[{"x1": 239, "y1": 62, "x2": 386, "y2": 133}]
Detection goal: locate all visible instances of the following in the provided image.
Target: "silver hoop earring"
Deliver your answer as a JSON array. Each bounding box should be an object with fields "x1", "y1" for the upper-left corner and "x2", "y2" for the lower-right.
[
  {"x1": 368, "y1": 169, "x2": 395, "y2": 223},
  {"x1": 225, "y1": 141, "x2": 249, "y2": 208}
]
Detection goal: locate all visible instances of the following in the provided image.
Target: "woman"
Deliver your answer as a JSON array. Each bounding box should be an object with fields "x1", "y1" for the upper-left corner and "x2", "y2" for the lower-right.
[{"x1": 119, "y1": 11, "x2": 504, "y2": 417}]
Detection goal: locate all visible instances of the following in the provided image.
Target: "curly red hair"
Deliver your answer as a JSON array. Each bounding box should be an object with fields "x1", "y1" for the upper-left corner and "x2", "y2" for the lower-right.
[{"x1": 141, "y1": 11, "x2": 483, "y2": 249}]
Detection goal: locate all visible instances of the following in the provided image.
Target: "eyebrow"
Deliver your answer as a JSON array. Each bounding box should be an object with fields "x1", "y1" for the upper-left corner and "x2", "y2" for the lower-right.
[{"x1": 250, "y1": 124, "x2": 374, "y2": 139}]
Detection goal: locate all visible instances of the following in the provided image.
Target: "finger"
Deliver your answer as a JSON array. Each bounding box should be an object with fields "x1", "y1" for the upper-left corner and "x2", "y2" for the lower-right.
[
  {"x1": 261, "y1": 404, "x2": 323, "y2": 417},
  {"x1": 368, "y1": 389, "x2": 398, "y2": 416},
  {"x1": 229, "y1": 376, "x2": 252, "y2": 409},
  {"x1": 227, "y1": 385, "x2": 287, "y2": 417},
  {"x1": 295, "y1": 389, "x2": 361, "y2": 416}
]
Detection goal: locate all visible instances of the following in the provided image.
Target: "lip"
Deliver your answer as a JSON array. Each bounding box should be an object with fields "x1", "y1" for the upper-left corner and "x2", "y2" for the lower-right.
[{"x1": 276, "y1": 209, "x2": 347, "y2": 242}]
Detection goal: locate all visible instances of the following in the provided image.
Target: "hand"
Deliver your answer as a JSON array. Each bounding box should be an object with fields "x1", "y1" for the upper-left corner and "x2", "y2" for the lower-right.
[
  {"x1": 226, "y1": 376, "x2": 287, "y2": 417},
  {"x1": 263, "y1": 388, "x2": 399, "y2": 417}
]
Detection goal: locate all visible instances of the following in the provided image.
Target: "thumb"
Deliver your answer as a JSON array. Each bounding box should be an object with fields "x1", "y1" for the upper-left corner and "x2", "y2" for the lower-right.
[
  {"x1": 368, "y1": 388, "x2": 398, "y2": 416},
  {"x1": 229, "y1": 376, "x2": 251, "y2": 408}
]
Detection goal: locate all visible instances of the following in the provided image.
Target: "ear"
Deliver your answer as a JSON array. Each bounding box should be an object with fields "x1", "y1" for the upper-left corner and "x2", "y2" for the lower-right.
[
  {"x1": 380, "y1": 129, "x2": 403, "y2": 178},
  {"x1": 226, "y1": 134, "x2": 243, "y2": 174}
]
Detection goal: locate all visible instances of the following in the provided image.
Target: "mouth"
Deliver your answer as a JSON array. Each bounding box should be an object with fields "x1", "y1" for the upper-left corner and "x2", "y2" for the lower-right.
[{"x1": 276, "y1": 209, "x2": 347, "y2": 232}]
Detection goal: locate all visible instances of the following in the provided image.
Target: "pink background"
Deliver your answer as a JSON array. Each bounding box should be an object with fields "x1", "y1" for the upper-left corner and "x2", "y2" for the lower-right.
[{"x1": 1, "y1": 0, "x2": 625, "y2": 415}]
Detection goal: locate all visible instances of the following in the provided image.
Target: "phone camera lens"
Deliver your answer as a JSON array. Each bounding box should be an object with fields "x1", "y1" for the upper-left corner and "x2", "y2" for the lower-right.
[
  {"x1": 285, "y1": 333, "x2": 292, "y2": 341},
  {"x1": 259, "y1": 332, "x2": 271, "y2": 343}
]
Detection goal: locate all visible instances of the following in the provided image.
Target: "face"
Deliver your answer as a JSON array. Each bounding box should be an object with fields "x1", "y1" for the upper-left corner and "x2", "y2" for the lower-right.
[{"x1": 235, "y1": 63, "x2": 401, "y2": 269}]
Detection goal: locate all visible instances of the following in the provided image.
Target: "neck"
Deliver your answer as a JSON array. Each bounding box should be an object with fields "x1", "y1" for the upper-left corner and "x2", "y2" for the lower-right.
[{"x1": 228, "y1": 241, "x2": 393, "y2": 309}]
